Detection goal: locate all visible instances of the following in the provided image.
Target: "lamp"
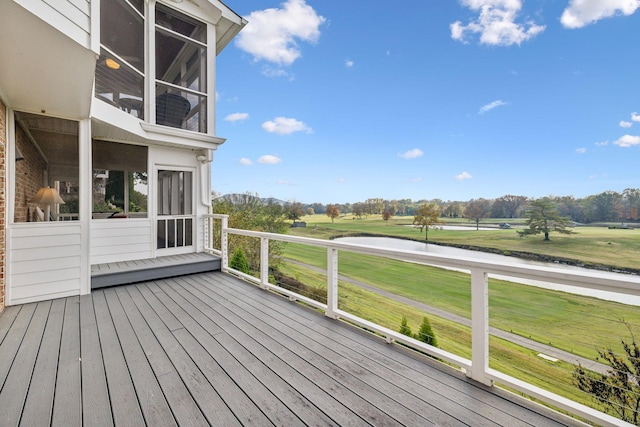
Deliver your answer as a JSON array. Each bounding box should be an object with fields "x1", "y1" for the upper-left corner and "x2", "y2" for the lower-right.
[{"x1": 30, "y1": 187, "x2": 65, "y2": 221}]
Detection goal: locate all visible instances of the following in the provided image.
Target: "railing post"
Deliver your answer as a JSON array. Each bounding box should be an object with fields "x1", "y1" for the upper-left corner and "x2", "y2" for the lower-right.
[
  {"x1": 326, "y1": 247, "x2": 339, "y2": 319},
  {"x1": 260, "y1": 237, "x2": 269, "y2": 289},
  {"x1": 469, "y1": 268, "x2": 492, "y2": 386},
  {"x1": 221, "y1": 215, "x2": 229, "y2": 271}
]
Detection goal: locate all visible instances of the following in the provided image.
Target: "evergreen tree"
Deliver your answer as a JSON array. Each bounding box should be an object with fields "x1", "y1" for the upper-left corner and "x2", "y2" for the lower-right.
[
  {"x1": 230, "y1": 247, "x2": 250, "y2": 274},
  {"x1": 518, "y1": 198, "x2": 574, "y2": 241},
  {"x1": 399, "y1": 316, "x2": 413, "y2": 337},
  {"x1": 416, "y1": 316, "x2": 438, "y2": 347}
]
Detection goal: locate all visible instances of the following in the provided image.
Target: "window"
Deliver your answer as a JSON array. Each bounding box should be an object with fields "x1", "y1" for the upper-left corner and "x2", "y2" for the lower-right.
[
  {"x1": 155, "y1": 4, "x2": 207, "y2": 132},
  {"x1": 95, "y1": 0, "x2": 145, "y2": 118},
  {"x1": 92, "y1": 141, "x2": 148, "y2": 218},
  {"x1": 13, "y1": 113, "x2": 79, "y2": 222}
]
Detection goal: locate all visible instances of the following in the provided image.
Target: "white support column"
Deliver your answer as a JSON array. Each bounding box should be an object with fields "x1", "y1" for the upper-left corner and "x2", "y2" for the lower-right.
[
  {"x1": 260, "y1": 237, "x2": 269, "y2": 289},
  {"x1": 469, "y1": 268, "x2": 492, "y2": 386},
  {"x1": 326, "y1": 247, "x2": 339, "y2": 319},
  {"x1": 79, "y1": 118, "x2": 92, "y2": 295},
  {"x1": 220, "y1": 215, "x2": 228, "y2": 271}
]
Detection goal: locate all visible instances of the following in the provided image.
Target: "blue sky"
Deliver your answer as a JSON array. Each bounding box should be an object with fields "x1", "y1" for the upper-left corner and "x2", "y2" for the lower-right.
[{"x1": 213, "y1": 0, "x2": 640, "y2": 205}]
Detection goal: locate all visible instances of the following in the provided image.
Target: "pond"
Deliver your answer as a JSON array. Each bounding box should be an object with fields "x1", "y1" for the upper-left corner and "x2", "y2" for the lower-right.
[{"x1": 335, "y1": 236, "x2": 640, "y2": 306}]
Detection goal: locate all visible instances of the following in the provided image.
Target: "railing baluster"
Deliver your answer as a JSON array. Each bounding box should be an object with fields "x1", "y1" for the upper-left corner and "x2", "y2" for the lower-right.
[
  {"x1": 470, "y1": 268, "x2": 492, "y2": 386},
  {"x1": 326, "y1": 247, "x2": 339, "y2": 319},
  {"x1": 221, "y1": 215, "x2": 229, "y2": 271},
  {"x1": 260, "y1": 237, "x2": 269, "y2": 289}
]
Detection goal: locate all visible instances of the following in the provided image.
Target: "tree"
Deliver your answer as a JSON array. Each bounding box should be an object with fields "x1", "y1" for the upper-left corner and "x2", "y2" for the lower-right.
[
  {"x1": 491, "y1": 194, "x2": 528, "y2": 218},
  {"x1": 416, "y1": 316, "x2": 438, "y2": 347},
  {"x1": 517, "y1": 198, "x2": 574, "y2": 241},
  {"x1": 211, "y1": 194, "x2": 288, "y2": 270},
  {"x1": 464, "y1": 199, "x2": 492, "y2": 230},
  {"x1": 399, "y1": 316, "x2": 413, "y2": 337},
  {"x1": 413, "y1": 203, "x2": 442, "y2": 241},
  {"x1": 229, "y1": 247, "x2": 250, "y2": 274},
  {"x1": 326, "y1": 204, "x2": 340, "y2": 223},
  {"x1": 352, "y1": 203, "x2": 365, "y2": 219},
  {"x1": 573, "y1": 331, "x2": 640, "y2": 424},
  {"x1": 382, "y1": 210, "x2": 392, "y2": 224},
  {"x1": 284, "y1": 201, "x2": 304, "y2": 223},
  {"x1": 306, "y1": 207, "x2": 315, "y2": 216}
]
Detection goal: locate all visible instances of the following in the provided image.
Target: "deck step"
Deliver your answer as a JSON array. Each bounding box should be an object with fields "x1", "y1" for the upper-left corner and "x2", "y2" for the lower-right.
[{"x1": 91, "y1": 253, "x2": 221, "y2": 289}]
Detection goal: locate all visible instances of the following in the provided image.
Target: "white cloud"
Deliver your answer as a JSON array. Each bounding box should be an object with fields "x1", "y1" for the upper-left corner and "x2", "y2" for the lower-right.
[
  {"x1": 620, "y1": 120, "x2": 633, "y2": 128},
  {"x1": 276, "y1": 180, "x2": 295, "y2": 186},
  {"x1": 224, "y1": 112, "x2": 249, "y2": 122},
  {"x1": 614, "y1": 134, "x2": 640, "y2": 147},
  {"x1": 262, "y1": 117, "x2": 312, "y2": 135},
  {"x1": 576, "y1": 147, "x2": 587, "y2": 154},
  {"x1": 412, "y1": 177, "x2": 423, "y2": 183},
  {"x1": 455, "y1": 171, "x2": 473, "y2": 181},
  {"x1": 258, "y1": 155, "x2": 282, "y2": 164},
  {"x1": 262, "y1": 66, "x2": 291, "y2": 79},
  {"x1": 451, "y1": 0, "x2": 545, "y2": 46},
  {"x1": 632, "y1": 112, "x2": 640, "y2": 122},
  {"x1": 239, "y1": 157, "x2": 253, "y2": 165},
  {"x1": 399, "y1": 148, "x2": 424, "y2": 159},
  {"x1": 345, "y1": 59, "x2": 354, "y2": 68},
  {"x1": 561, "y1": 0, "x2": 640, "y2": 29},
  {"x1": 479, "y1": 100, "x2": 508, "y2": 114},
  {"x1": 595, "y1": 140, "x2": 609, "y2": 146},
  {"x1": 337, "y1": 177, "x2": 346, "y2": 183},
  {"x1": 235, "y1": 0, "x2": 325, "y2": 66}
]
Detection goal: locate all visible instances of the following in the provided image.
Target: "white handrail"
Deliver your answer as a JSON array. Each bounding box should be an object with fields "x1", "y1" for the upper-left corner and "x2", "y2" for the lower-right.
[{"x1": 203, "y1": 215, "x2": 636, "y2": 427}]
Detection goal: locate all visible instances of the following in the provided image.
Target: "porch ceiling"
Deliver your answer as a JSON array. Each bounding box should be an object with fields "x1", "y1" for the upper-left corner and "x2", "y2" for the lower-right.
[{"x1": 0, "y1": 1, "x2": 95, "y2": 119}]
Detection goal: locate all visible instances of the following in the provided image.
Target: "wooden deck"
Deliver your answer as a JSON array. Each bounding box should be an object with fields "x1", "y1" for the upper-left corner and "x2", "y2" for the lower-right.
[
  {"x1": 0, "y1": 271, "x2": 584, "y2": 426},
  {"x1": 91, "y1": 253, "x2": 221, "y2": 288}
]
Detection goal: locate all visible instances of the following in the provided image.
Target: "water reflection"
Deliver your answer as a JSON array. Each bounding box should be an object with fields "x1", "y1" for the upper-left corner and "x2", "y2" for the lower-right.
[{"x1": 335, "y1": 236, "x2": 640, "y2": 306}]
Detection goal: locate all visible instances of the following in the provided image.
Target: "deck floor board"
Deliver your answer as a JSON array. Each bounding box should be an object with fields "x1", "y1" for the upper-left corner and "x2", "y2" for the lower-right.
[{"x1": 0, "y1": 271, "x2": 585, "y2": 426}]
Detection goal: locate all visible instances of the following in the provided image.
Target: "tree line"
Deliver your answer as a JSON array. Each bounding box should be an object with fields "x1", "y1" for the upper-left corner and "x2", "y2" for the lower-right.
[{"x1": 300, "y1": 189, "x2": 640, "y2": 224}]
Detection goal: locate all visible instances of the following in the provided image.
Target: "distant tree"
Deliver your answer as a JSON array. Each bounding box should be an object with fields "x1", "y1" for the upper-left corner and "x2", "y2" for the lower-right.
[
  {"x1": 306, "y1": 207, "x2": 315, "y2": 216},
  {"x1": 443, "y1": 202, "x2": 463, "y2": 218},
  {"x1": 585, "y1": 191, "x2": 622, "y2": 223},
  {"x1": 399, "y1": 316, "x2": 413, "y2": 337},
  {"x1": 326, "y1": 204, "x2": 340, "y2": 223},
  {"x1": 284, "y1": 201, "x2": 304, "y2": 223},
  {"x1": 622, "y1": 188, "x2": 640, "y2": 221},
  {"x1": 413, "y1": 203, "x2": 442, "y2": 241},
  {"x1": 415, "y1": 316, "x2": 438, "y2": 347},
  {"x1": 491, "y1": 194, "x2": 528, "y2": 218},
  {"x1": 382, "y1": 210, "x2": 392, "y2": 224},
  {"x1": 573, "y1": 330, "x2": 640, "y2": 424},
  {"x1": 352, "y1": 203, "x2": 365, "y2": 219},
  {"x1": 229, "y1": 247, "x2": 250, "y2": 274},
  {"x1": 464, "y1": 199, "x2": 492, "y2": 230},
  {"x1": 517, "y1": 198, "x2": 574, "y2": 241}
]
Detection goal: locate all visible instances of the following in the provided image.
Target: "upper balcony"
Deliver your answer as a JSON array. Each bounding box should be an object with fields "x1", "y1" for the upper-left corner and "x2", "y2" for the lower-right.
[{"x1": 92, "y1": 0, "x2": 245, "y2": 148}]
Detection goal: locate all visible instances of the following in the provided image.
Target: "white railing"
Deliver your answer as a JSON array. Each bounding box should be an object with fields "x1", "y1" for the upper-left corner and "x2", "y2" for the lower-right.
[{"x1": 203, "y1": 214, "x2": 639, "y2": 427}]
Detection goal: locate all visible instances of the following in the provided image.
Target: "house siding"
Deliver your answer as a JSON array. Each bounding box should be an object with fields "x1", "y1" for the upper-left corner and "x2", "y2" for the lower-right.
[
  {"x1": 0, "y1": 101, "x2": 6, "y2": 312},
  {"x1": 14, "y1": 0, "x2": 92, "y2": 48}
]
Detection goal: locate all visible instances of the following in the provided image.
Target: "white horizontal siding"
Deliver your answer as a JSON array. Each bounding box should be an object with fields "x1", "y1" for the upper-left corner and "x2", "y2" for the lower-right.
[
  {"x1": 14, "y1": 0, "x2": 91, "y2": 48},
  {"x1": 9, "y1": 223, "x2": 83, "y2": 305},
  {"x1": 90, "y1": 219, "x2": 154, "y2": 264}
]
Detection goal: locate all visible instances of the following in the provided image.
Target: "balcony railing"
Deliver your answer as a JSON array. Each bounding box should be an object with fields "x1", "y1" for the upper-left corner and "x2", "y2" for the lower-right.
[{"x1": 204, "y1": 214, "x2": 640, "y2": 427}]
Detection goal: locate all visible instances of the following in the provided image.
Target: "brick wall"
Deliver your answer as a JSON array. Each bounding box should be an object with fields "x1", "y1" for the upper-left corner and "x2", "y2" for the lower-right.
[
  {"x1": 0, "y1": 101, "x2": 5, "y2": 312},
  {"x1": 14, "y1": 123, "x2": 47, "y2": 223}
]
